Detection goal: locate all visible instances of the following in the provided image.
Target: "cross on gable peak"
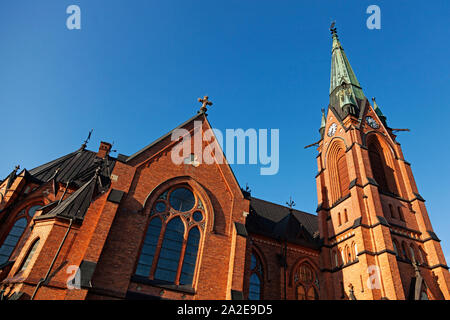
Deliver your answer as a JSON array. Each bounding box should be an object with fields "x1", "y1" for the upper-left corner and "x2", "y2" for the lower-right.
[{"x1": 198, "y1": 95, "x2": 213, "y2": 113}]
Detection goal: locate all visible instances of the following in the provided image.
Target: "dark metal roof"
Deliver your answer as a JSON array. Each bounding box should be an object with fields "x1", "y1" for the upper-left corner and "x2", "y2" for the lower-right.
[
  {"x1": 36, "y1": 173, "x2": 98, "y2": 221},
  {"x1": 28, "y1": 148, "x2": 116, "y2": 188},
  {"x1": 246, "y1": 198, "x2": 320, "y2": 248}
]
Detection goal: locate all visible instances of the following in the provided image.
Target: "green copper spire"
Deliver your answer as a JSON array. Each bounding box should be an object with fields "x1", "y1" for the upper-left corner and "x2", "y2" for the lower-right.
[
  {"x1": 319, "y1": 108, "x2": 326, "y2": 137},
  {"x1": 329, "y1": 24, "x2": 365, "y2": 118},
  {"x1": 371, "y1": 97, "x2": 387, "y2": 126}
]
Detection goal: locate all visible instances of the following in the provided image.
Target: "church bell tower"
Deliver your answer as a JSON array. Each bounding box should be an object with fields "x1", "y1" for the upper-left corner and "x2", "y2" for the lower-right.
[{"x1": 315, "y1": 25, "x2": 450, "y2": 300}]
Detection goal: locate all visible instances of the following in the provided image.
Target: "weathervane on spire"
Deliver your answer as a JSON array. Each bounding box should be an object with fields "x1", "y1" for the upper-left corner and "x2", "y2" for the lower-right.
[
  {"x1": 330, "y1": 21, "x2": 338, "y2": 36},
  {"x1": 198, "y1": 96, "x2": 213, "y2": 114}
]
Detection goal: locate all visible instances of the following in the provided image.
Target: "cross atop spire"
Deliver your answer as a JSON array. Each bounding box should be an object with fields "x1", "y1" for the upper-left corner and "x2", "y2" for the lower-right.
[
  {"x1": 198, "y1": 96, "x2": 213, "y2": 114},
  {"x1": 330, "y1": 21, "x2": 337, "y2": 36}
]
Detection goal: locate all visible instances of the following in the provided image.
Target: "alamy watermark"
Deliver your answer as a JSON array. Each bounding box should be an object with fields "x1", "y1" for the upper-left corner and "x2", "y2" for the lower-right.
[
  {"x1": 66, "y1": 5, "x2": 81, "y2": 30},
  {"x1": 170, "y1": 121, "x2": 279, "y2": 176},
  {"x1": 366, "y1": 5, "x2": 381, "y2": 30}
]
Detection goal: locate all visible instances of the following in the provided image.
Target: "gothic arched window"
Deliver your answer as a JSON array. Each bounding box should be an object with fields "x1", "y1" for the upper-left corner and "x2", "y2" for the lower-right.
[
  {"x1": 294, "y1": 263, "x2": 318, "y2": 300},
  {"x1": 393, "y1": 240, "x2": 399, "y2": 257},
  {"x1": 397, "y1": 207, "x2": 405, "y2": 222},
  {"x1": 332, "y1": 250, "x2": 338, "y2": 268},
  {"x1": 0, "y1": 203, "x2": 43, "y2": 265},
  {"x1": 135, "y1": 186, "x2": 205, "y2": 287},
  {"x1": 418, "y1": 247, "x2": 427, "y2": 265},
  {"x1": 248, "y1": 252, "x2": 263, "y2": 300},
  {"x1": 409, "y1": 245, "x2": 416, "y2": 263},
  {"x1": 401, "y1": 242, "x2": 409, "y2": 260}
]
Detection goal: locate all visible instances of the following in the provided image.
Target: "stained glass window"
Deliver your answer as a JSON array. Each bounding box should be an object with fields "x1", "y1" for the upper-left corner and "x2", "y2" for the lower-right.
[
  {"x1": 136, "y1": 185, "x2": 205, "y2": 286},
  {"x1": 248, "y1": 252, "x2": 263, "y2": 300},
  {"x1": 169, "y1": 188, "x2": 195, "y2": 212},
  {"x1": 136, "y1": 218, "x2": 162, "y2": 277},
  {"x1": 249, "y1": 273, "x2": 261, "y2": 300},
  {"x1": 180, "y1": 227, "x2": 200, "y2": 285},
  {"x1": 154, "y1": 217, "x2": 185, "y2": 283}
]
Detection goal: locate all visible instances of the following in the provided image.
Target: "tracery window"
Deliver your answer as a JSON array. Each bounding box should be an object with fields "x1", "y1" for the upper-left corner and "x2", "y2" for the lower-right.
[
  {"x1": 294, "y1": 263, "x2": 318, "y2": 300},
  {"x1": 135, "y1": 186, "x2": 205, "y2": 287},
  {"x1": 248, "y1": 252, "x2": 263, "y2": 300},
  {"x1": 0, "y1": 204, "x2": 42, "y2": 265}
]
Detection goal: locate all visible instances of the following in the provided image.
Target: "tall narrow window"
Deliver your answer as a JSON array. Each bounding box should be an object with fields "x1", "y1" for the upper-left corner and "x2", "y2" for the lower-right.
[
  {"x1": 135, "y1": 185, "x2": 205, "y2": 287},
  {"x1": 393, "y1": 240, "x2": 399, "y2": 257},
  {"x1": 398, "y1": 207, "x2": 405, "y2": 221},
  {"x1": 338, "y1": 212, "x2": 342, "y2": 226},
  {"x1": 336, "y1": 149, "x2": 350, "y2": 199},
  {"x1": 248, "y1": 253, "x2": 263, "y2": 300},
  {"x1": 18, "y1": 239, "x2": 40, "y2": 273},
  {"x1": 332, "y1": 250, "x2": 338, "y2": 268},
  {"x1": 402, "y1": 242, "x2": 409, "y2": 260},
  {"x1": 419, "y1": 247, "x2": 427, "y2": 265},
  {"x1": 136, "y1": 218, "x2": 162, "y2": 277},
  {"x1": 180, "y1": 227, "x2": 200, "y2": 286},
  {"x1": 389, "y1": 204, "x2": 395, "y2": 218},
  {"x1": 409, "y1": 245, "x2": 416, "y2": 263},
  {"x1": 344, "y1": 209, "x2": 348, "y2": 223},
  {"x1": 155, "y1": 217, "x2": 185, "y2": 283},
  {"x1": 351, "y1": 242, "x2": 358, "y2": 261},
  {"x1": 0, "y1": 218, "x2": 27, "y2": 265}
]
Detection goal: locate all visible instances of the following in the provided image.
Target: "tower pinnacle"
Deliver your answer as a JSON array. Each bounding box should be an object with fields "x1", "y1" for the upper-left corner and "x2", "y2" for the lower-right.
[{"x1": 329, "y1": 24, "x2": 365, "y2": 119}]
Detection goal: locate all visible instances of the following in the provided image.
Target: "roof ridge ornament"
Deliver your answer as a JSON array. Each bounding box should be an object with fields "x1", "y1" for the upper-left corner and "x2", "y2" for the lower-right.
[
  {"x1": 198, "y1": 96, "x2": 213, "y2": 114},
  {"x1": 80, "y1": 129, "x2": 93, "y2": 150}
]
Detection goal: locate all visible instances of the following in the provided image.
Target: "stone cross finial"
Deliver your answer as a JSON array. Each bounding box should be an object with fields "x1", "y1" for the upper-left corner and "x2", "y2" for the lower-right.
[{"x1": 198, "y1": 96, "x2": 213, "y2": 113}]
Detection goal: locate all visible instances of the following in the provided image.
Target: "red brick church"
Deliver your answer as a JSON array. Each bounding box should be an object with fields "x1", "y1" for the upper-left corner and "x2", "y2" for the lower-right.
[{"x1": 0, "y1": 28, "x2": 449, "y2": 300}]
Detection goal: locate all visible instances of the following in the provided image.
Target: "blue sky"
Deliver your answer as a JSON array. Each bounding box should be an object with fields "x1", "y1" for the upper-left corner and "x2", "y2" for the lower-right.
[{"x1": 1, "y1": 1, "x2": 449, "y2": 260}]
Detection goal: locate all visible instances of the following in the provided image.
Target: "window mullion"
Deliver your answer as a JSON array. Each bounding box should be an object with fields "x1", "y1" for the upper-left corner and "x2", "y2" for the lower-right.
[{"x1": 174, "y1": 226, "x2": 188, "y2": 285}]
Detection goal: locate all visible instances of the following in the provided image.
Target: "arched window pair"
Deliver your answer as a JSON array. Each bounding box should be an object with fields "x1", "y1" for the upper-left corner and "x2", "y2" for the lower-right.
[
  {"x1": 135, "y1": 186, "x2": 204, "y2": 287},
  {"x1": 0, "y1": 204, "x2": 42, "y2": 265},
  {"x1": 388, "y1": 204, "x2": 405, "y2": 221},
  {"x1": 393, "y1": 239, "x2": 427, "y2": 265},
  {"x1": 337, "y1": 209, "x2": 349, "y2": 226},
  {"x1": 248, "y1": 252, "x2": 263, "y2": 300},
  {"x1": 294, "y1": 263, "x2": 318, "y2": 300}
]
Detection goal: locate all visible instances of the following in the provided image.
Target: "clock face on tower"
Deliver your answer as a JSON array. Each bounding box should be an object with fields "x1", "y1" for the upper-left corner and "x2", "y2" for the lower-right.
[
  {"x1": 327, "y1": 123, "x2": 337, "y2": 137},
  {"x1": 365, "y1": 116, "x2": 379, "y2": 129}
]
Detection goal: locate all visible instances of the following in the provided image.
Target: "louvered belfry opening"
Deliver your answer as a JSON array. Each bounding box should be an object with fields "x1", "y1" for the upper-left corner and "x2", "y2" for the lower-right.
[{"x1": 368, "y1": 139, "x2": 398, "y2": 195}]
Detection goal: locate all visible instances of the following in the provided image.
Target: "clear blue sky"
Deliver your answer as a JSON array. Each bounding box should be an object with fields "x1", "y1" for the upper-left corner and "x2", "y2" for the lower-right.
[{"x1": 1, "y1": 1, "x2": 449, "y2": 260}]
